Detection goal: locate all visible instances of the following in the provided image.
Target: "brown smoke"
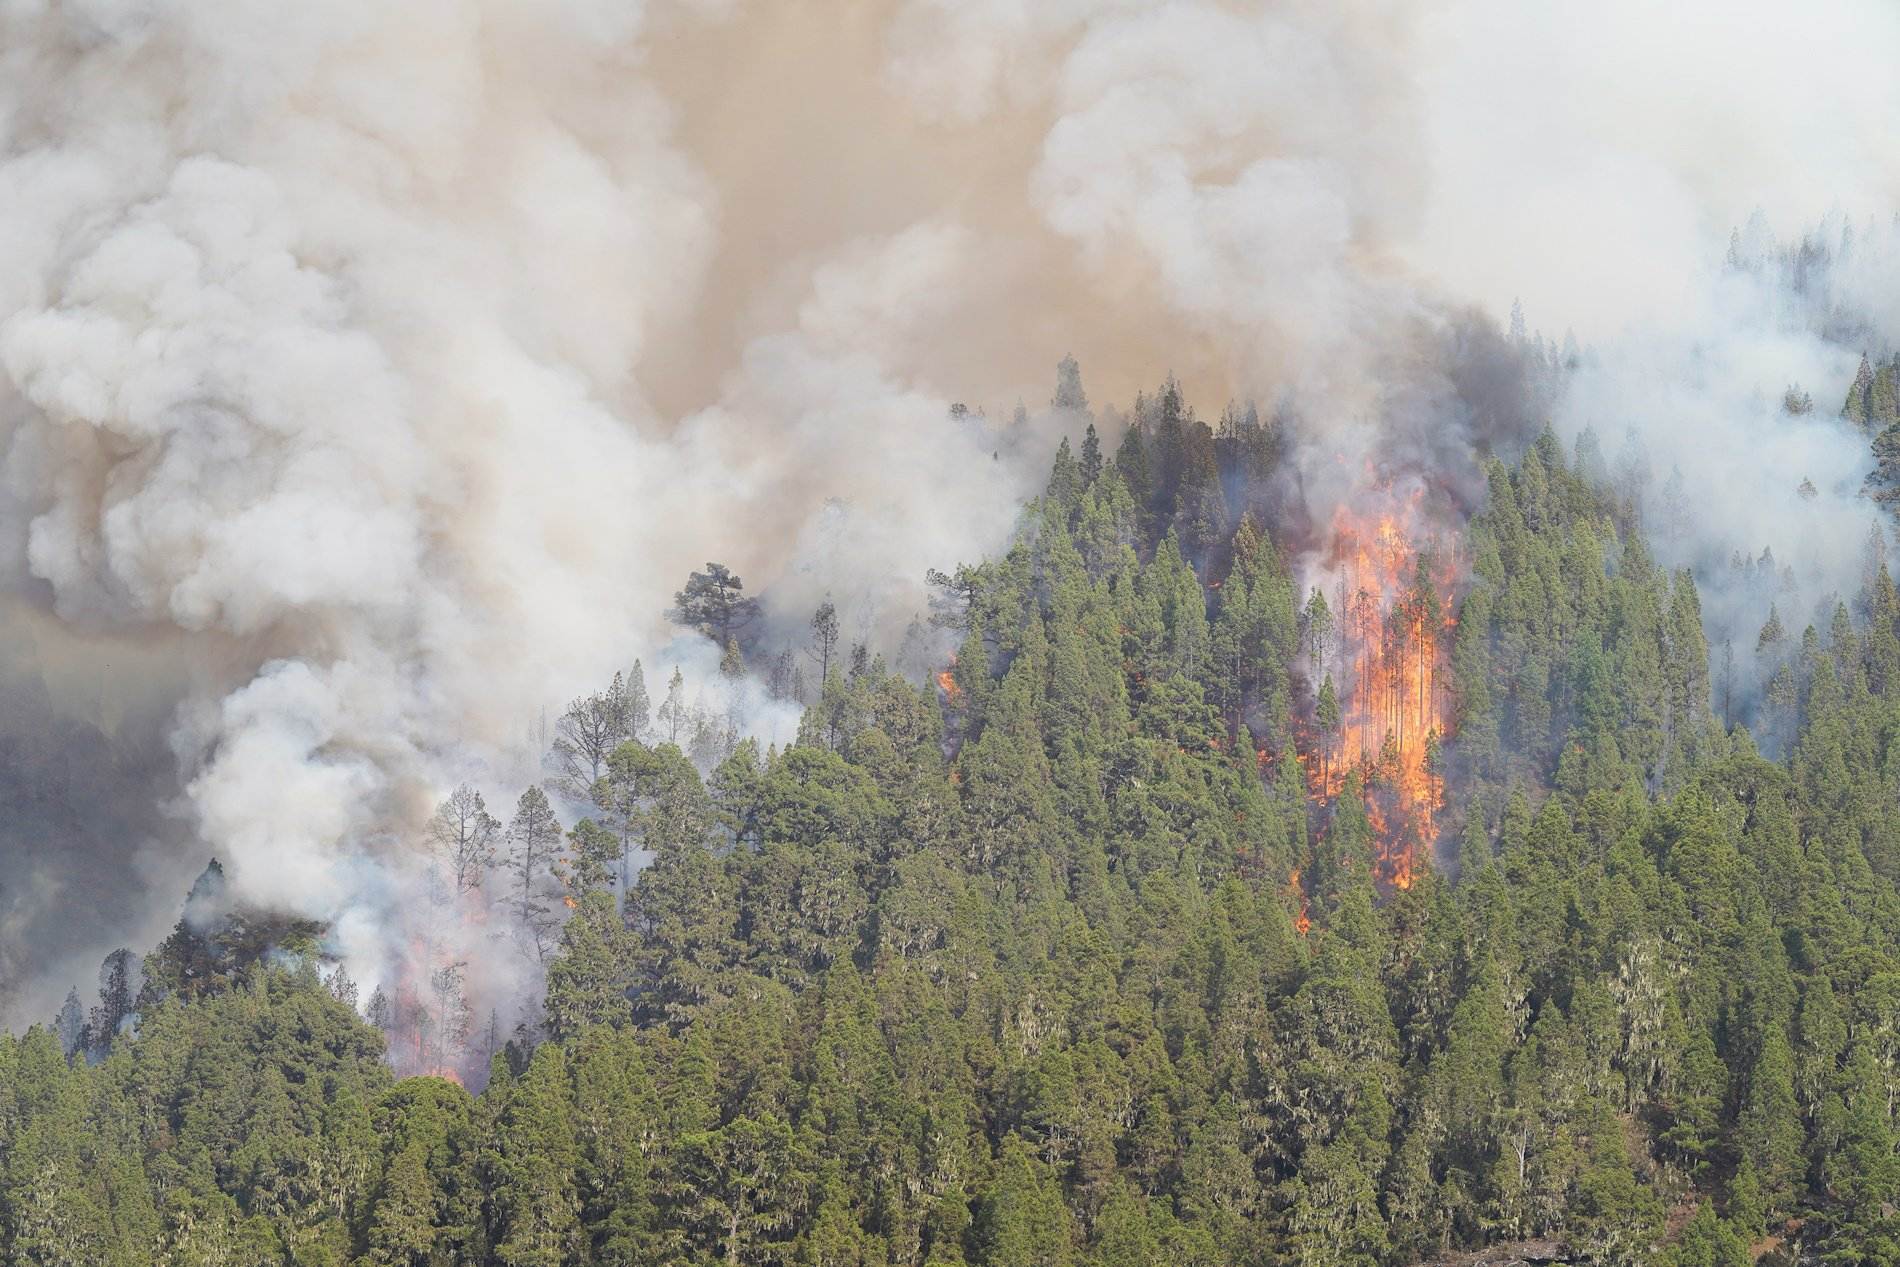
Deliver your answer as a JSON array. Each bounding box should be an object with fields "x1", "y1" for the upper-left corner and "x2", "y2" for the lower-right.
[{"x1": 3, "y1": 0, "x2": 1900, "y2": 1024}]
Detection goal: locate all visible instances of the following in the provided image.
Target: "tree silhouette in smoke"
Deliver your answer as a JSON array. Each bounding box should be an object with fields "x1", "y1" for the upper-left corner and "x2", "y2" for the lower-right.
[{"x1": 671, "y1": 564, "x2": 761, "y2": 650}]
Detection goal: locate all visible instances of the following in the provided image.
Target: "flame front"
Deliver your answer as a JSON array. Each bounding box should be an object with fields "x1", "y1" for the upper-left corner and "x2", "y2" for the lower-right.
[{"x1": 1299, "y1": 494, "x2": 1456, "y2": 891}]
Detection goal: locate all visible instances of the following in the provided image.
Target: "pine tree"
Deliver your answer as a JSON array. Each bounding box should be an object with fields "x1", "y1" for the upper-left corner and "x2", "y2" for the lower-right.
[
  {"x1": 1818, "y1": 1043, "x2": 1900, "y2": 1261},
  {"x1": 425, "y1": 962, "x2": 471, "y2": 1072},
  {"x1": 365, "y1": 985, "x2": 394, "y2": 1033},
  {"x1": 1046, "y1": 436, "x2": 1083, "y2": 512},
  {"x1": 54, "y1": 989, "x2": 85, "y2": 1057},
  {"x1": 658, "y1": 667, "x2": 687, "y2": 745},
  {"x1": 487, "y1": 1045, "x2": 581, "y2": 1266},
  {"x1": 430, "y1": 784, "x2": 501, "y2": 895},
  {"x1": 1867, "y1": 419, "x2": 1900, "y2": 511},
  {"x1": 1115, "y1": 423, "x2": 1152, "y2": 535},
  {"x1": 507, "y1": 786, "x2": 566, "y2": 962},
  {"x1": 1874, "y1": 359, "x2": 1900, "y2": 427},
  {"x1": 1316, "y1": 675, "x2": 1341, "y2": 790},
  {"x1": 1845, "y1": 353, "x2": 1877, "y2": 427},
  {"x1": 550, "y1": 679, "x2": 634, "y2": 797},
  {"x1": 626, "y1": 660, "x2": 653, "y2": 742},
  {"x1": 671, "y1": 1115, "x2": 812, "y2": 1266},
  {"x1": 1738, "y1": 1023, "x2": 1803, "y2": 1218},
  {"x1": 544, "y1": 891, "x2": 635, "y2": 1040},
  {"x1": 326, "y1": 963, "x2": 359, "y2": 1012},
  {"x1": 671, "y1": 562, "x2": 761, "y2": 648},
  {"x1": 86, "y1": 949, "x2": 138, "y2": 1056},
  {"x1": 1079, "y1": 424, "x2": 1103, "y2": 485},
  {"x1": 1304, "y1": 587, "x2": 1334, "y2": 684},
  {"x1": 1758, "y1": 604, "x2": 1785, "y2": 656},
  {"x1": 974, "y1": 1135, "x2": 1075, "y2": 1267},
  {"x1": 1052, "y1": 354, "x2": 1088, "y2": 413},
  {"x1": 809, "y1": 599, "x2": 841, "y2": 684},
  {"x1": 1669, "y1": 1202, "x2": 1749, "y2": 1267}
]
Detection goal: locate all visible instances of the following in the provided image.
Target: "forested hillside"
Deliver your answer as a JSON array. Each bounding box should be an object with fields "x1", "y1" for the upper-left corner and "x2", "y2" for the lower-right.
[{"x1": 9, "y1": 397, "x2": 1900, "y2": 1267}]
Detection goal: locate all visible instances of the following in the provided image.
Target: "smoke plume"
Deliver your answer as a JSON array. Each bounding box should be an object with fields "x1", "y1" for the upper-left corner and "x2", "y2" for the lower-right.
[{"x1": 2, "y1": 0, "x2": 1898, "y2": 1027}]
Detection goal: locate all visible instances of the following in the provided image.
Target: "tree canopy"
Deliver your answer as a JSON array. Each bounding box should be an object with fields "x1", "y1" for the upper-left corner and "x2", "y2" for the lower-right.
[{"x1": 11, "y1": 370, "x2": 1900, "y2": 1267}]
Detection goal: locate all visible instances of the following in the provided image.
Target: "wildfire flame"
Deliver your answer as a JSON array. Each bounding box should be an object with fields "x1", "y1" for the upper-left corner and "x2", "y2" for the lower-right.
[
  {"x1": 382, "y1": 877, "x2": 492, "y2": 1085},
  {"x1": 937, "y1": 653, "x2": 962, "y2": 705},
  {"x1": 1298, "y1": 492, "x2": 1457, "y2": 891},
  {"x1": 1288, "y1": 868, "x2": 1312, "y2": 935}
]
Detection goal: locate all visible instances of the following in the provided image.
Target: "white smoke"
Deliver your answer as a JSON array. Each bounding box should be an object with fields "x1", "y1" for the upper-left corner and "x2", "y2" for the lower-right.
[
  {"x1": 3, "y1": 0, "x2": 1899, "y2": 1025},
  {"x1": 0, "y1": 0, "x2": 1028, "y2": 1022}
]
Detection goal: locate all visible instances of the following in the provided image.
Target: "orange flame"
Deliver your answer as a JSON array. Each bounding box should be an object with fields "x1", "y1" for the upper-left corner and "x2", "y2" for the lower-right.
[
  {"x1": 380, "y1": 877, "x2": 494, "y2": 1084},
  {"x1": 937, "y1": 653, "x2": 962, "y2": 705},
  {"x1": 1288, "y1": 868, "x2": 1312, "y2": 935},
  {"x1": 1296, "y1": 493, "x2": 1457, "y2": 891}
]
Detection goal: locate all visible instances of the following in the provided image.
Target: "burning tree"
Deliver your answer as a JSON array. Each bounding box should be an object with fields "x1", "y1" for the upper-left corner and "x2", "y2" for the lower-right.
[{"x1": 1297, "y1": 497, "x2": 1458, "y2": 890}]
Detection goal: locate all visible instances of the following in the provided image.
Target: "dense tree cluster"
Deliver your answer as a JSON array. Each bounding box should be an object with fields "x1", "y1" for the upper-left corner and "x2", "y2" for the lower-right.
[
  {"x1": 1847, "y1": 354, "x2": 1900, "y2": 515},
  {"x1": 11, "y1": 375, "x2": 1900, "y2": 1266}
]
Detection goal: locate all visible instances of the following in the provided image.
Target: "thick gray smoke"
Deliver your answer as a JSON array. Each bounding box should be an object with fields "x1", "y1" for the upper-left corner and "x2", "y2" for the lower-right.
[{"x1": 2, "y1": 0, "x2": 1897, "y2": 1026}]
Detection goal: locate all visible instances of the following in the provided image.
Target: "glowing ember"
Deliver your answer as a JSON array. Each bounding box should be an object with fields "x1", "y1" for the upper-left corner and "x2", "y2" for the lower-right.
[
  {"x1": 1298, "y1": 492, "x2": 1456, "y2": 890},
  {"x1": 1288, "y1": 868, "x2": 1312, "y2": 935}
]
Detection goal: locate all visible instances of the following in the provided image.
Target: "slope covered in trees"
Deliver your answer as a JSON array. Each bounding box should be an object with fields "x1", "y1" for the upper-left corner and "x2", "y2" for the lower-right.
[{"x1": 9, "y1": 395, "x2": 1900, "y2": 1267}]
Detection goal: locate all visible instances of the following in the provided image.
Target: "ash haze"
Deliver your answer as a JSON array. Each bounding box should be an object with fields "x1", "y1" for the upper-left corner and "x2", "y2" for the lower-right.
[{"x1": 1, "y1": 0, "x2": 1897, "y2": 1027}]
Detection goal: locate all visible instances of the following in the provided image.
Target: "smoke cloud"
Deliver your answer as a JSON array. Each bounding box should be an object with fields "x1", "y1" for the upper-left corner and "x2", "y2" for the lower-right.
[{"x1": 2, "y1": 0, "x2": 1897, "y2": 1026}]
